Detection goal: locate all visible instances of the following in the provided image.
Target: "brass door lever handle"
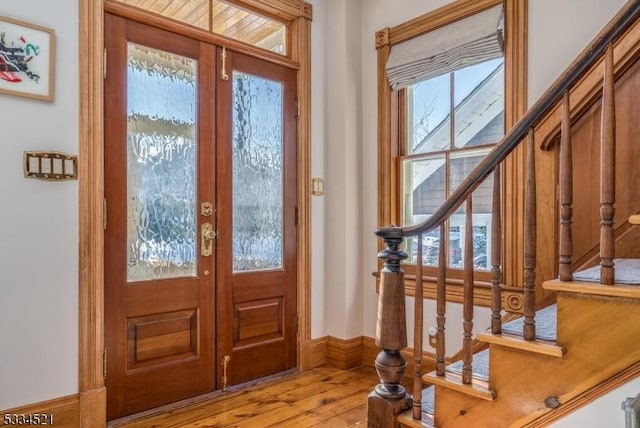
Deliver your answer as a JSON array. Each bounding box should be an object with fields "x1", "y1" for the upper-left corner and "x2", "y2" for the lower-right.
[{"x1": 201, "y1": 223, "x2": 217, "y2": 256}]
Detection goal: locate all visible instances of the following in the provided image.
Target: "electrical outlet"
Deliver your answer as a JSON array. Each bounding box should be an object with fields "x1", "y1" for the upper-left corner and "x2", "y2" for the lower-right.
[{"x1": 428, "y1": 326, "x2": 437, "y2": 348}]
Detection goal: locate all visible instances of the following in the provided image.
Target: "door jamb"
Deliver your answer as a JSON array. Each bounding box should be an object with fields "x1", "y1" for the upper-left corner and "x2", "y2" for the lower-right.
[{"x1": 78, "y1": 1, "x2": 314, "y2": 425}]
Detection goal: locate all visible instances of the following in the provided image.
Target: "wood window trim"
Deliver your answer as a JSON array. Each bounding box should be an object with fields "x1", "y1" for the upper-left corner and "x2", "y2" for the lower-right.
[
  {"x1": 79, "y1": 0, "x2": 313, "y2": 424},
  {"x1": 375, "y1": 0, "x2": 527, "y2": 309}
]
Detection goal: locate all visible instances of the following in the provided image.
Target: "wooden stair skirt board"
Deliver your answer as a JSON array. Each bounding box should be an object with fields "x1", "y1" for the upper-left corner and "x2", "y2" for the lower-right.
[{"x1": 398, "y1": 290, "x2": 640, "y2": 427}]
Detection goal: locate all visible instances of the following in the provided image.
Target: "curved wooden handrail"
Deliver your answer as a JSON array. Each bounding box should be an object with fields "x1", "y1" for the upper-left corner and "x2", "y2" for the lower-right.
[{"x1": 376, "y1": 0, "x2": 640, "y2": 240}]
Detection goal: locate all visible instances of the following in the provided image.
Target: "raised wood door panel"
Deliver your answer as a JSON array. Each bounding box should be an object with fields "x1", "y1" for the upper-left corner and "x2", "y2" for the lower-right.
[
  {"x1": 104, "y1": 14, "x2": 215, "y2": 420},
  {"x1": 216, "y1": 51, "x2": 298, "y2": 386}
]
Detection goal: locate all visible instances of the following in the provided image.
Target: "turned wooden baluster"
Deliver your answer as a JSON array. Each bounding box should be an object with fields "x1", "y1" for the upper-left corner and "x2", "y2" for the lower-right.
[
  {"x1": 559, "y1": 91, "x2": 574, "y2": 281},
  {"x1": 491, "y1": 165, "x2": 502, "y2": 334},
  {"x1": 436, "y1": 224, "x2": 447, "y2": 376},
  {"x1": 600, "y1": 44, "x2": 616, "y2": 285},
  {"x1": 413, "y1": 234, "x2": 423, "y2": 420},
  {"x1": 368, "y1": 227, "x2": 411, "y2": 428},
  {"x1": 523, "y1": 130, "x2": 537, "y2": 341},
  {"x1": 462, "y1": 197, "x2": 474, "y2": 384}
]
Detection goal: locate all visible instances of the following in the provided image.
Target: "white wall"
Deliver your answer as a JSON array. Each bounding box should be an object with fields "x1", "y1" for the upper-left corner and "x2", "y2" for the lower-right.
[
  {"x1": 0, "y1": 1, "x2": 79, "y2": 410},
  {"x1": 309, "y1": 0, "x2": 327, "y2": 338},
  {"x1": 321, "y1": 0, "x2": 364, "y2": 339},
  {"x1": 528, "y1": 0, "x2": 626, "y2": 104},
  {"x1": 550, "y1": 377, "x2": 640, "y2": 427}
]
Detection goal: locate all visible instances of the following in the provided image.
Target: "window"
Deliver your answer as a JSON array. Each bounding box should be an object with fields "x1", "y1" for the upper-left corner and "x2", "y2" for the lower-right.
[
  {"x1": 403, "y1": 58, "x2": 504, "y2": 270},
  {"x1": 376, "y1": 0, "x2": 527, "y2": 295},
  {"x1": 113, "y1": 0, "x2": 288, "y2": 55}
]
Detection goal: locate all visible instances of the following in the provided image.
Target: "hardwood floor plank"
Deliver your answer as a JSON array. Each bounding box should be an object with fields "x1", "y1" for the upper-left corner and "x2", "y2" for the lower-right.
[
  {"x1": 236, "y1": 378, "x2": 376, "y2": 426},
  {"x1": 275, "y1": 388, "x2": 376, "y2": 427},
  {"x1": 116, "y1": 367, "x2": 379, "y2": 428},
  {"x1": 191, "y1": 370, "x2": 374, "y2": 426},
  {"x1": 120, "y1": 371, "x2": 332, "y2": 427},
  {"x1": 308, "y1": 402, "x2": 369, "y2": 427}
]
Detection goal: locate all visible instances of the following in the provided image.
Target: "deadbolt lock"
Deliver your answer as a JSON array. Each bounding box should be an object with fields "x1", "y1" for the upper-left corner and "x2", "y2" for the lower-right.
[
  {"x1": 201, "y1": 223, "x2": 217, "y2": 256},
  {"x1": 201, "y1": 202, "x2": 213, "y2": 216}
]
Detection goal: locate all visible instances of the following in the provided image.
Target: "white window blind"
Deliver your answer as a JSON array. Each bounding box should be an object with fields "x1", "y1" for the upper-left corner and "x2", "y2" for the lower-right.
[{"x1": 385, "y1": 4, "x2": 504, "y2": 90}]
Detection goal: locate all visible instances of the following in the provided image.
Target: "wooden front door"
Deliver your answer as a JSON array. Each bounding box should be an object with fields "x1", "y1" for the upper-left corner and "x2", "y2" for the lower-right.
[
  {"x1": 104, "y1": 15, "x2": 297, "y2": 420},
  {"x1": 104, "y1": 15, "x2": 216, "y2": 419},
  {"x1": 216, "y1": 51, "x2": 298, "y2": 387}
]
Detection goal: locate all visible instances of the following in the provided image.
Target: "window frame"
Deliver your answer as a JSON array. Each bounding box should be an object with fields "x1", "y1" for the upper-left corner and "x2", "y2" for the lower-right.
[{"x1": 375, "y1": 0, "x2": 528, "y2": 309}]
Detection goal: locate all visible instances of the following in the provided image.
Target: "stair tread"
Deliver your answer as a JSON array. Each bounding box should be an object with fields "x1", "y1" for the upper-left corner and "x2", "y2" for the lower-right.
[
  {"x1": 572, "y1": 258, "x2": 640, "y2": 285},
  {"x1": 398, "y1": 387, "x2": 435, "y2": 427},
  {"x1": 543, "y1": 279, "x2": 640, "y2": 299},
  {"x1": 445, "y1": 348, "x2": 489, "y2": 382},
  {"x1": 423, "y1": 350, "x2": 495, "y2": 400},
  {"x1": 421, "y1": 385, "x2": 435, "y2": 415},
  {"x1": 501, "y1": 304, "x2": 557, "y2": 341},
  {"x1": 423, "y1": 369, "x2": 496, "y2": 401},
  {"x1": 398, "y1": 410, "x2": 435, "y2": 428},
  {"x1": 476, "y1": 332, "x2": 565, "y2": 357}
]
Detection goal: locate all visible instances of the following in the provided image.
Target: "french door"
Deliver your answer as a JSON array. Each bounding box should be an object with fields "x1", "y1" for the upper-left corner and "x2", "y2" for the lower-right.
[
  {"x1": 104, "y1": 15, "x2": 297, "y2": 420},
  {"x1": 216, "y1": 51, "x2": 298, "y2": 387}
]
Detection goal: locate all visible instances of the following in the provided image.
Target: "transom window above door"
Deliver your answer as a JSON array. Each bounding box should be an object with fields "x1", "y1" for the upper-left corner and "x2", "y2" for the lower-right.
[{"x1": 114, "y1": 0, "x2": 288, "y2": 54}]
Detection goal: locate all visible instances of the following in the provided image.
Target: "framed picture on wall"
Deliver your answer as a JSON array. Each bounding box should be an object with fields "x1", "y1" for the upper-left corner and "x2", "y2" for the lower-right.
[{"x1": 0, "y1": 15, "x2": 55, "y2": 102}]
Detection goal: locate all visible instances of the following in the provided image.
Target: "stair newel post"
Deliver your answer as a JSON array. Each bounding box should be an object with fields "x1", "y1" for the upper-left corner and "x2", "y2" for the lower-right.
[
  {"x1": 436, "y1": 223, "x2": 447, "y2": 376},
  {"x1": 368, "y1": 227, "x2": 411, "y2": 428},
  {"x1": 600, "y1": 43, "x2": 616, "y2": 285},
  {"x1": 559, "y1": 90, "x2": 574, "y2": 281},
  {"x1": 491, "y1": 165, "x2": 502, "y2": 335},
  {"x1": 523, "y1": 130, "x2": 537, "y2": 341},
  {"x1": 413, "y1": 233, "x2": 424, "y2": 420},
  {"x1": 462, "y1": 197, "x2": 474, "y2": 385}
]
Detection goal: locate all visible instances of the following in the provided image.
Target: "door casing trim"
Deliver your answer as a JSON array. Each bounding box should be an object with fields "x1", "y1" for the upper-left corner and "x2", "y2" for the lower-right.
[{"x1": 78, "y1": 0, "x2": 313, "y2": 424}]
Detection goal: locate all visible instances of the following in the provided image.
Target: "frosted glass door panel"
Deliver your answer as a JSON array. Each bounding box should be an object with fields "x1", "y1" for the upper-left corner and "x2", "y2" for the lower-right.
[
  {"x1": 126, "y1": 43, "x2": 197, "y2": 282},
  {"x1": 232, "y1": 71, "x2": 283, "y2": 272}
]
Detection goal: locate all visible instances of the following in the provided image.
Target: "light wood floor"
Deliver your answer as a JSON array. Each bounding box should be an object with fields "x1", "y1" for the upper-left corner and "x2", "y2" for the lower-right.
[{"x1": 111, "y1": 366, "x2": 380, "y2": 427}]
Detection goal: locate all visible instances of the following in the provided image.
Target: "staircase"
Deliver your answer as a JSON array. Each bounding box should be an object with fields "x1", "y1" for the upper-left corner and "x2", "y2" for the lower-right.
[
  {"x1": 368, "y1": 1, "x2": 640, "y2": 427},
  {"x1": 401, "y1": 279, "x2": 640, "y2": 427}
]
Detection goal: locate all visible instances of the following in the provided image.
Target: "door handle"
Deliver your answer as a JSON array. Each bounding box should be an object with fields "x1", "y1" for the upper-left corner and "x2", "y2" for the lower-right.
[{"x1": 201, "y1": 223, "x2": 217, "y2": 256}]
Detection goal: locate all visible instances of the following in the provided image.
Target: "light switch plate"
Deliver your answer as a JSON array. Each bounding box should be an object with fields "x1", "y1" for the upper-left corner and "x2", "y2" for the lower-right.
[
  {"x1": 312, "y1": 177, "x2": 324, "y2": 196},
  {"x1": 24, "y1": 151, "x2": 78, "y2": 181}
]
